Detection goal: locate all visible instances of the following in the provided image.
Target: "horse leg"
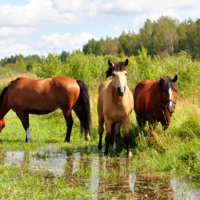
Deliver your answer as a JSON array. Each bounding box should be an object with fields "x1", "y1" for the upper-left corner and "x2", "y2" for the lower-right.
[
  {"x1": 62, "y1": 110, "x2": 74, "y2": 142},
  {"x1": 104, "y1": 119, "x2": 112, "y2": 155},
  {"x1": 136, "y1": 115, "x2": 146, "y2": 129},
  {"x1": 153, "y1": 122, "x2": 159, "y2": 130},
  {"x1": 15, "y1": 111, "x2": 32, "y2": 142},
  {"x1": 161, "y1": 118, "x2": 170, "y2": 130},
  {"x1": 146, "y1": 114, "x2": 156, "y2": 131},
  {"x1": 112, "y1": 122, "x2": 121, "y2": 151},
  {"x1": 123, "y1": 117, "x2": 132, "y2": 157},
  {"x1": 98, "y1": 115, "x2": 104, "y2": 150}
]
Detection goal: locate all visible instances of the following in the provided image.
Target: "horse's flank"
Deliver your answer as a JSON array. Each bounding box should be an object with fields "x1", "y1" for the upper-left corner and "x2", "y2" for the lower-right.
[{"x1": 5, "y1": 77, "x2": 79, "y2": 115}]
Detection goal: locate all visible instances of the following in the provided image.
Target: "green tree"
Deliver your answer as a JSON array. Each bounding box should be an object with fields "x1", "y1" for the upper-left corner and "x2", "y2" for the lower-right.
[
  {"x1": 60, "y1": 51, "x2": 70, "y2": 63},
  {"x1": 139, "y1": 19, "x2": 154, "y2": 55},
  {"x1": 83, "y1": 38, "x2": 96, "y2": 54}
]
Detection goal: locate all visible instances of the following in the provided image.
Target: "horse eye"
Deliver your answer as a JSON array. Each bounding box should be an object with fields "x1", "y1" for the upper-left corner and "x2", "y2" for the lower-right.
[
  {"x1": 112, "y1": 73, "x2": 115, "y2": 77},
  {"x1": 125, "y1": 73, "x2": 127, "y2": 76}
]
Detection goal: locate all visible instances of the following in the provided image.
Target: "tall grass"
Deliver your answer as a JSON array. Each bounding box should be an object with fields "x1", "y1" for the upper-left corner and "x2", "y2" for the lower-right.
[{"x1": 30, "y1": 49, "x2": 200, "y2": 98}]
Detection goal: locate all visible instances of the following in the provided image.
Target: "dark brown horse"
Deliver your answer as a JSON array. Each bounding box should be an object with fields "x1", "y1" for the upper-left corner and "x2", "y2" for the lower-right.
[
  {"x1": 98, "y1": 59, "x2": 133, "y2": 157},
  {"x1": 0, "y1": 76, "x2": 91, "y2": 142},
  {"x1": 134, "y1": 75, "x2": 178, "y2": 130}
]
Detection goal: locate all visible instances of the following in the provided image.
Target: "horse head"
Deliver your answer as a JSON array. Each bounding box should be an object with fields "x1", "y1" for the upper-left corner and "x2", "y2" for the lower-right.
[
  {"x1": 159, "y1": 75, "x2": 178, "y2": 113},
  {"x1": 106, "y1": 59, "x2": 128, "y2": 96},
  {"x1": 0, "y1": 117, "x2": 5, "y2": 132}
]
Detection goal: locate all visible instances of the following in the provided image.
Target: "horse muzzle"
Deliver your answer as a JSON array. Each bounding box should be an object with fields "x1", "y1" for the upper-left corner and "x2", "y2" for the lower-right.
[
  {"x1": 167, "y1": 104, "x2": 176, "y2": 113},
  {"x1": 165, "y1": 99, "x2": 176, "y2": 113},
  {"x1": 117, "y1": 86, "x2": 126, "y2": 96}
]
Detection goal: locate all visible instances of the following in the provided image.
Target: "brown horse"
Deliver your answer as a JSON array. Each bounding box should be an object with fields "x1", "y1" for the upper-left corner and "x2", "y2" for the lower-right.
[
  {"x1": 134, "y1": 75, "x2": 178, "y2": 130},
  {"x1": 0, "y1": 76, "x2": 91, "y2": 142},
  {"x1": 97, "y1": 59, "x2": 133, "y2": 157}
]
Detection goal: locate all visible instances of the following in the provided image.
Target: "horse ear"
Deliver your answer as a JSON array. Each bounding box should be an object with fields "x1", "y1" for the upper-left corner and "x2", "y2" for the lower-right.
[
  {"x1": 172, "y1": 75, "x2": 178, "y2": 82},
  {"x1": 108, "y1": 60, "x2": 114, "y2": 67},
  {"x1": 124, "y1": 59, "x2": 128, "y2": 66},
  {"x1": 106, "y1": 68, "x2": 112, "y2": 78},
  {"x1": 160, "y1": 76, "x2": 165, "y2": 84}
]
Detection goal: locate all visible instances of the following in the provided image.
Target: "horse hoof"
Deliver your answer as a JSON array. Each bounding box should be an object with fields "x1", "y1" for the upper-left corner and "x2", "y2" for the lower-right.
[
  {"x1": 98, "y1": 143, "x2": 102, "y2": 150},
  {"x1": 128, "y1": 151, "x2": 132, "y2": 158},
  {"x1": 113, "y1": 142, "x2": 117, "y2": 151},
  {"x1": 85, "y1": 134, "x2": 90, "y2": 141}
]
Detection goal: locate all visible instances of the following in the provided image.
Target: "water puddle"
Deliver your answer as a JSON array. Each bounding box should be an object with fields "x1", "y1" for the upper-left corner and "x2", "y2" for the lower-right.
[{"x1": 0, "y1": 147, "x2": 200, "y2": 199}]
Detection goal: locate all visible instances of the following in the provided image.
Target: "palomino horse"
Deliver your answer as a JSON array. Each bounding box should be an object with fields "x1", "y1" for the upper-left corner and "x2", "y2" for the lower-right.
[
  {"x1": 97, "y1": 59, "x2": 133, "y2": 157},
  {"x1": 0, "y1": 76, "x2": 91, "y2": 142},
  {"x1": 134, "y1": 75, "x2": 178, "y2": 130}
]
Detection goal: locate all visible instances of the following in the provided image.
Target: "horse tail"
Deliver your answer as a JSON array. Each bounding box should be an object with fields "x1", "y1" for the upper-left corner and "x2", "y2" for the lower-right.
[{"x1": 76, "y1": 80, "x2": 91, "y2": 135}]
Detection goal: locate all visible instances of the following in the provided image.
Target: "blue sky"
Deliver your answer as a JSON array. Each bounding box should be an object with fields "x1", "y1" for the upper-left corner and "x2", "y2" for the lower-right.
[{"x1": 0, "y1": 0, "x2": 199, "y2": 59}]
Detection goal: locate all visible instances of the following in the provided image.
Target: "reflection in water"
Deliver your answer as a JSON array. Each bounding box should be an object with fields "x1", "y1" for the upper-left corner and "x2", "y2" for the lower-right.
[
  {"x1": 4, "y1": 151, "x2": 24, "y2": 166},
  {"x1": 72, "y1": 152, "x2": 81, "y2": 174},
  {"x1": 1, "y1": 148, "x2": 200, "y2": 199},
  {"x1": 129, "y1": 173, "x2": 136, "y2": 194},
  {"x1": 90, "y1": 157, "x2": 99, "y2": 199},
  {"x1": 171, "y1": 178, "x2": 200, "y2": 200}
]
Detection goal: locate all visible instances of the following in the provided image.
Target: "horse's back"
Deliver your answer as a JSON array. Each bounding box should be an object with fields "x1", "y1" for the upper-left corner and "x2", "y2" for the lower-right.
[
  {"x1": 6, "y1": 76, "x2": 80, "y2": 113},
  {"x1": 134, "y1": 80, "x2": 155, "y2": 96}
]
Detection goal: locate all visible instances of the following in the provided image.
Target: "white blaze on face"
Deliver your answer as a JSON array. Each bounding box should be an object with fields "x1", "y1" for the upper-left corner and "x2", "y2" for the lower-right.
[
  {"x1": 113, "y1": 71, "x2": 127, "y2": 94},
  {"x1": 169, "y1": 87, "x2": 172, "y2": 107}
]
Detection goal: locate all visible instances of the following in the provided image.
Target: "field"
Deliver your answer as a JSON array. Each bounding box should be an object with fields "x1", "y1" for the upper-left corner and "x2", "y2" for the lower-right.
[{"x1": 0, "y1": 50, "x2": 199, "y2": 199}]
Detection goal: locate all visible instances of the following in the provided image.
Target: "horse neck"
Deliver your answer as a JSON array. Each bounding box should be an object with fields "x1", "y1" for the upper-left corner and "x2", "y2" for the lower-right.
[{"x1": 155, "y1": 81, "x2": 167, "y2": 108}]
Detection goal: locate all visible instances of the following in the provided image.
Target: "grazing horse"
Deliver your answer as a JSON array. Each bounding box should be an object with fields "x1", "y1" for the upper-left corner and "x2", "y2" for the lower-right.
[
  {"x1": 0, "y1": 76, "x2": 91, "y2": 142},
  {"x1": 134, "y1": 75, "x2": 178, "y2": 130},
  {"x1": 97, "y1": 59, "x2": 133, "y2": 157}
]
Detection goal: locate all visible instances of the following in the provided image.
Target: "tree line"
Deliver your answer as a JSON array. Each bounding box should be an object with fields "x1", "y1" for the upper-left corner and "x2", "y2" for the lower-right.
[
  {"x1": 83, "y1": 16, "x2": 200, "y2": 59},
  {"x1": 1, "y1": 15, "x2": 200, "y2": 69}
]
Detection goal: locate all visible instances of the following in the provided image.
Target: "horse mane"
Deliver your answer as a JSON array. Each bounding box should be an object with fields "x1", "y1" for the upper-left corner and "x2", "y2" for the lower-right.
[
  {"x1": 0, "y1": 78, "x2": 21, "y2": 107},
  {"x1": 159, "y1": 76, "x2": 177, "y2": 93},
  {"x1": 106, "y1": 61, "x2": 127, "y2": 78}
]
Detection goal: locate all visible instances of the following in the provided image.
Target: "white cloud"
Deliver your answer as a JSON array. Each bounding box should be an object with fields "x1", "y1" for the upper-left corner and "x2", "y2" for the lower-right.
[
  {"x1": 54, "y1": 0, "x2": 114, "y2": 17},
  {"x1": 54, "y1": 0, "x2": 86, "y2": 12},
  {"x1": 0, "y1": 38, "x2": 37, "y2": 58},
  {"x1": 0, "y1": 27, "x2": 36, "y2": 37},
  {"x1": 112, "y1": 25, "x2": 121, "y2": 31},
  {"x1": 0, "y1": 0, "x2": 77, "y2": 27},
  {"x1": 54, "y1": 0, "x2": 200, "y2": 17},
  {"x1": 0, "y1": 38, "x2": 17, "y2": 46},
  {"x1": 132, "y1": 9, "x2": 180, "y2": 33},
  {"x1": 114, "y1": 0, "x2": 199, "y2": 12},
  {"x1": 37, "y1": 32, "x2": 95, "y2": 50}
]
